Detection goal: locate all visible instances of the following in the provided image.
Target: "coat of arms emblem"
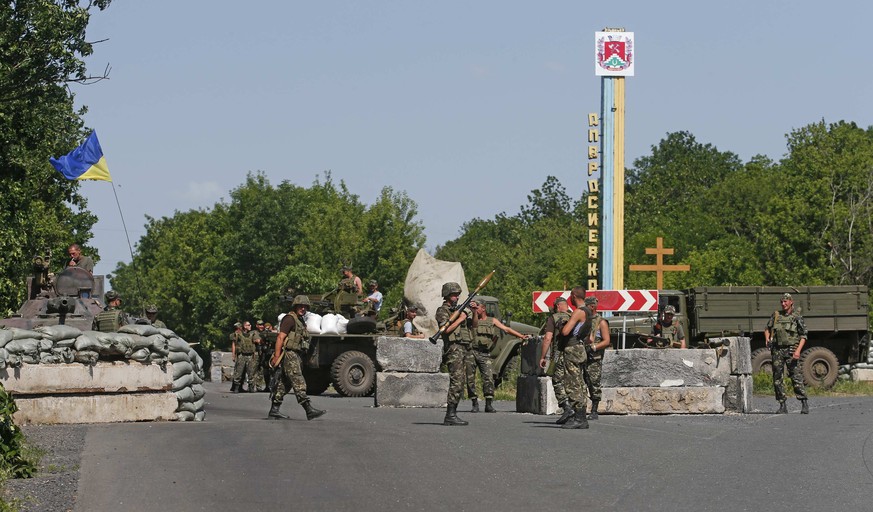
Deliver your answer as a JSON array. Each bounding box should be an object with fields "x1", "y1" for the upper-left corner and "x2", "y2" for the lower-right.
[{"x1": 595, "y1": 32, "x2": 634, "y2": 76}]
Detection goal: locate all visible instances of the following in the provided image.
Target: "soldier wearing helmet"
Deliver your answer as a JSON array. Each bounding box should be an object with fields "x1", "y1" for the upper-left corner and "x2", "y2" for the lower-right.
[
  {"x1": 144, "y1": 304, "x2": 166, "y2": 329},
  {"x1": 650, "y1": 304, "x2": 686, "y2": 349},
  {"x1": 267, "y1": 295, "x2": 326, "y2": 421},
  {"x1": 435, "y1": 281, "x2": 475, "y2": 426},
  {"x1": 765, "y1": 292, "x2": 809, "y2": 414},
  {"x1": 93, "y1": 290, "x2": 131, "y2": 332},
  {"x1": 230, "y1": 321, "x2": 259, "y2": 393}
]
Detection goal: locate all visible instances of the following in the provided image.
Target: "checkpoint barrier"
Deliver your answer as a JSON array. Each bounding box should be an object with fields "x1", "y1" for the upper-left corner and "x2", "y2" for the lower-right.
[{"x1": 374, "y1": 336, "x2": 448, "y2": 408}]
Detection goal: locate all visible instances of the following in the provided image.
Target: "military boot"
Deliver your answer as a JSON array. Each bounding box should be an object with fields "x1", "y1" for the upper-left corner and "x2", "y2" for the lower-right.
[
  {"x1": 443, "y1": 404, "x2": 468, "y2": 426},
  {"x1": 800, "y1": 399, "x2": 809, "y2": 414},
  {"x1": 302, "y1": 401, "x2": 326, "y2": 420},
  {"x1": 484, "y1": 398, "x2": 496, "y2": 413},
  {"x1": 588, "y1": 400, "x2": 600, "y2": 420},
  {"x1": 555, "y1": 401, "x2": 574, "y2": 425},
  {"x1": 561, "y1": 406, "x2": 590, "y2": 429},
  {"x1": 777, "y1": 401, "x2": 788, "y2": 414},
  {"x1": 471, "y1": 398, "x2": 480, "y2": 413},
  {"x1": 268, "y1": 403, "x2": 289, "y2": 419},
  {"x1": 230, "y1": 382, "x2": 240, "y2": 393},
  {"x1": 247, "y1": 382, "x2": 257, "y2": 393}
]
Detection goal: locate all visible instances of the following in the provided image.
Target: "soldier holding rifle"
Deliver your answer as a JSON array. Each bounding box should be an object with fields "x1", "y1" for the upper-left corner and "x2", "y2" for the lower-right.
[
  {"x1": 557, "y1": 286, "x2": 592, "y2": 430},
  {"x1": 647, "y1": 305, "x2": 686, "y2": 348}
]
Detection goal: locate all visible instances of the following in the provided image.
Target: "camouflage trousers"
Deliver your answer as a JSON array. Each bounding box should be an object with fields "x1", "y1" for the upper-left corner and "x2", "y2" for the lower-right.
[
  {"x1": 583, "y1": 355, "x2": 603, "y2": 402},
  {"x1": 771, "y1": 347, "x2": 807, "y2": 402},
  {"x1": 464, "y1": 348, "x2": 495, "y2": 399},
  {"x1": 272, "y1": 350, "x2": 309, "y2": 406},
  {"x1": 561, "y1": 344, "x2": 589, "y2": 412},
  {"x1": 231, "y1": 354, "x2": 257, "y2": 388},
  {"x1": 253, "y1": 350, "x2": 270, "y2": 391},
  {"x1": 444, "y1": 343, "x2": 468, "y2": 407},
  {"x1": 551, "y1": 350, "x2": 567, "y2": 404}
]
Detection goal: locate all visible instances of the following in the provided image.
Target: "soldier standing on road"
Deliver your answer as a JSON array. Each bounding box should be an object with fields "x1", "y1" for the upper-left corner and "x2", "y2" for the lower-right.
[
  {"x1": 436, "y1": 282, "x2": 474, "y2": 426},
  {"x1": 583, "y1": 296, "x2": 610, "y2": 420},
  {"x1": 649, "y1": 305, "x2": 686, "y2": 348},
  {"x1": 557, "y1": 286, "x2": 592, "y2": 429},
  {"x1": 539, "y1": 296, "x2": 573, "y2": 424},
  {"x1": 253, "y1": 320, "x2": 269, "y2": 392},
  {"x1": 145, "y1": 304, "x2": 166, "y2": 329},
  {"x1": 230, "y1": 321, "x2": 259, "y2": 393},
  {"x1": 268, "y1": 295, "x2": 326, "y2": 420},
  {"x1": 765, "y1": 293, "x2": 809, "y2": 414}
]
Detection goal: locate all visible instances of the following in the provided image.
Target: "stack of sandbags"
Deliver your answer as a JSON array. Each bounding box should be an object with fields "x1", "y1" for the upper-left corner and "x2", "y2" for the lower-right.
[
  {"x1": 165, "y1": 330, "x2": 206, "y2": 421},
  {"x1": 302, "y1": 313, "x2": 349, "y2": 335}
]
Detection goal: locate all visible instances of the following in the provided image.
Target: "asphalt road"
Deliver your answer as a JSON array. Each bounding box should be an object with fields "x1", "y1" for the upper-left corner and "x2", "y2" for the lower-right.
[{"x1": 74, "y1": 382, "x2": 873, "y2": 512}]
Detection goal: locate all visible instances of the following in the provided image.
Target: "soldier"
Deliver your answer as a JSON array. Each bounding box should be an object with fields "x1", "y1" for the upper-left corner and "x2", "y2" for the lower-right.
[
  {"x1": 144, "y1": 304, "x2": 166, "y2": 329},
  {"x1": 436, "y1": 282, "x2": 474, "y2": 426},
  {"x1": 466, "y1": 301, "x2": 529, "y2": 413},
  {"x1": 230, "y1": 321, "x2": 258, "y2": 393},
  {"x1": 583, "y1": 296, "x2": 611, "y2": 420},
  {"x1": 402, "y1": 306, "x2": 425, "y2": 339},
  {"x1": 649, "y1": 305, "x2": 686, "y2": 348},
  {"x1": 363, "y1": 280, "x2": 383, "y2": 313},
  {"x1": 339, "y1": 266, "x2": 363, "y2": 295},
  {"x1": 539, "y1": 296, "x2": 573, "y2": 424},
  {"x1": 65, "y1": 243, "x2": 94, "y2": 274},
  {"x1": 268, "y1": 295, "x2": 326, "y2": 420},
  {"x1": 557, "y1": 286, "x2": 592, "y2": 429},
  {"x1": 253, "y1": 320, "x2": 270, "y2": 392},
  {"x1": 765, "y1": 293, "x2": 809, "y2": 414},
  {"x1": 93, "y1": 290, "x2": 130, "y2": 332}
]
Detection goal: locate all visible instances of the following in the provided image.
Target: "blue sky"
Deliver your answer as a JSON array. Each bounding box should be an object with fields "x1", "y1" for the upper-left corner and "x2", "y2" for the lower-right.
[{"x1": 72, "y1": 1, "x2": 873, "y2": 275}]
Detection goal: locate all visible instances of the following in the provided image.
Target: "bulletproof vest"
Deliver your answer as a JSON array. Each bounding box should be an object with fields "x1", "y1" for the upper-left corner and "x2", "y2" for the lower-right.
[
  {"x1": 95, "y1": 309, "x2": 124, "y2": 333},
  {"x1": 552, "y1": 311, "x2": 572, "y2": 349},
  {"x1": 590, "y1": 314, "x2": 607, "y2": 355},
  {"x1": 338, "y1": 277, "x2": 357, "y2": 294},
  {"x1": 437, "y1": 304, "x2": 473, "y2": 345},
  {"x1": 283, "y1": 312, "x2": 311, "y2": 352},
  {"x1": 772, "y1": 310, "x2": 800, "y2": 347},
  {"x1": 236, "y1": 331, "x2": 256, "y2": 354},
  {"x1": 474, "y1": 317, "x2": 498, "y2": 350},
  {"x1": 660, "y1": 320, "x2": 681, "y2": 342}
]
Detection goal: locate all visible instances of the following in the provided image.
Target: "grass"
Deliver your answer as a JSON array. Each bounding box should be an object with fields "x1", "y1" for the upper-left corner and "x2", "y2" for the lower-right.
[{"x1": 752, "y1": 371, "x2": 873, "y2": 396}]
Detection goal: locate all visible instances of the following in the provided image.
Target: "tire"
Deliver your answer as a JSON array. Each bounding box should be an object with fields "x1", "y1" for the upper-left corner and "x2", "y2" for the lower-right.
[
  {"x1": 799, "y1": 346, "x2": 839, "y2": 389},
  {"x1": 347, "y1": 316, "x2": 377, "y2": 334},
  {"x1": 303, "y1": 367, "x2": 331, "y2": 395},
  {"x1": 330, "y1": 350, "x2": 376, "y2": 397},
  {"x1": 751, "y1": 348, "x2": 773, "y2": 375}
]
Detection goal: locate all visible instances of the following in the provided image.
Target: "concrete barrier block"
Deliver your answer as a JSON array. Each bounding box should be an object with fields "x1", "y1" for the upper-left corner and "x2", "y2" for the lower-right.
[
  {"x1": 724, "y1": 375, "x2": 754, "y2": 413},
  {"x1": 376, "y1": 336, "x2": 442, "y2": 373},
  {"x1": 374, "y1": 372, "x2": 448, "y2": 407},
  {"x1": 601, "y1": 349, "x2": 730, "y2": 388},
  {"x1": 601, "y1": 387, "x2": 725, "y2": 414},
  {"x1": 851, "y1": 368, "x2": 873, "y2": 381},
  {"x1": 13, "y1": 392, "x2": 179, "y2": 424},
  {"x1": 210, "y1": 365, "x2": 223, "y2": 382},
  {"x1": 212, "y1": 351, "x2": 233, "y2": 367},
  {"x1": 515, "y1": 375, "x2": 559, "y2": 415},
  {"x1": 725, "y1": 337, "x2": 752, "y2": 375},
  {"x1": 0, "y1": 361, "x2": 172, "y2": 395}
]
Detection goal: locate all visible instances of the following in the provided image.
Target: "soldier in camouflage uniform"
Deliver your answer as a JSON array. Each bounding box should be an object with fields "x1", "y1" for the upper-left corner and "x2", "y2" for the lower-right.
[
  {"x1": 436, "y1": 282, "x2": 474, "y2": 426},
  {"x1": 765, "y1": 293, "x2": 809, "y2": 414},
  {"x1": 268, "y1": 295, "x2": 326, "y2": 420},
  {"x1": 144, "y1": 304, "x2": 166, "y2": 329},
  {"x1": 230, "y1": 321, "x2": 259, "y2": 393},
  {"x1": 253, "y1": 320, "x2": 269, "y2": 392},
  {"x1": 649, "y1": 305, "x2": 686, "y2": 348},
  {"x1": 93, "y1": 290, "x2": 131, "y2": 332},
  {"x1": 557, "y1": 287, "x2": 592, "y2": 429},
  {"x1": 582, "y1": 296, "x2": 610, "y2": 420},
  {"x1": 539, "y1": 296, "x2": 573, "y2": 424},
  {"x1": 338, "y1": 266, "x2": 363, "y2": 295}
]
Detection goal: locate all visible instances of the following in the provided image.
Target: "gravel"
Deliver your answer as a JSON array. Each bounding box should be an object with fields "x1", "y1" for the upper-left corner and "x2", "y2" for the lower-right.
[{"x1": 2, "y1": 424, "x2": 86, "y2": 512}]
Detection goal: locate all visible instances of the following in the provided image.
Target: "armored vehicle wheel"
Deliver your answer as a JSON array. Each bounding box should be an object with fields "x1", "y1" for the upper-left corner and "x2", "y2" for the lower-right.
[
  {"x1": 799, "y1": 346, "x2": 839, "y2": 389},
  {"x1": 330, "y1": 350, "x2": 376, "y2": 397},
  {"x1": 303, "y1": 367, "x2": 331, "y2": 395},
  {"x1": 750, "y1": 348, "x2": 773, "y2": 375}
]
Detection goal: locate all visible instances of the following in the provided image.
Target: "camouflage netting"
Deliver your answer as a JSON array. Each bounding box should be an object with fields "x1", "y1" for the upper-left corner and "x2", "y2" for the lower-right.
[
  {"x1": 0, "y1": 325, "x2": 206, "y2": 421},
  {"x1": 403, "y1": 249, "x2": 468, "y2": 336}
]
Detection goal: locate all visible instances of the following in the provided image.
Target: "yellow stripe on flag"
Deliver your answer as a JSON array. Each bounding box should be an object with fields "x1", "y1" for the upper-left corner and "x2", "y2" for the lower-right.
[{"x1": 78, "y1": 156, "x2": 112, "y2": 182}]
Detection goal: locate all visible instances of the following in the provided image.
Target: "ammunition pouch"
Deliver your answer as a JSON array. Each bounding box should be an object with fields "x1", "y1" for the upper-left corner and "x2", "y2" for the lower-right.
[
  {"x1": 95, "y1": 309, "x2": 124, "y2": 333},
  {"x1": 284, "y1": 330, "x2": 310, "y2": 352}
]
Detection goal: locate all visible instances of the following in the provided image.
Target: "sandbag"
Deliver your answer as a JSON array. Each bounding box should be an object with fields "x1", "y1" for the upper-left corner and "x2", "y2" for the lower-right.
[
  {"x1": 191, "y1": 397, "x2": 205, "y2": 412},
  {"x1": 320, "y1": 314, "x2": 339, "y2": 335},
  {"x1": 118, "y1": 324, "x2": 159, "y2": 337},
  {"x1": 5, "y1": 338, "x2": 40, "y2": 356},
  {"x1": 194, "y1": 410, "x2": 205, "y2": 421},
  {"x1": 172, "y1": 373, "x2": 194, "y2": 391},
  {"x1": 148, "y1": 334, "x2": 169, "y2": 355},
  {"x1": 51, "y1": 346, "x2": 75, "y2": 363},
  {"x1": 305, "y1": 313, "x2": 323, "y2": 334},
  {"x1": 168, "y1": 337, "x2": 189, "y2": 353},
  {"x1": 403, "y1": 249, "x2": 468, "y2": 335},
  {"x1": 73, "y1": 350, "x2": 99, "y2": 365},
  {"x1": 175, "y1": 386, "x2": 195, "y2": 402},
  {"x1": 54, "y1": 337, "x2": 76, "y2": 348},
  {"x1": 9, "y1": 328, "x2": 43, "y2": 341},
  {"x1": 191, "y1": 384, "x2": 206, "y2": 401},
  {"x1": 74, "y1": 332, "x2": 104, "y2": 352},
  {"x1": 187, "y1": 348, "x2": 203, "y2": 371},
  {"x1": 0, "y1": 330, "x2": 12, "y2": 347},
  {"x1": 4, "y1": 353, "x2": 22, "y2": 368},
  {"x1": 38, "y1": 339, "x2": 53, "y2": 352},
  {"x1": 35, "y1": 325, "x2": 82, "y2": 342},
  {"x1": 176, "y1": 400, "x2": 197, "y2": 413},
  {"x1": 129, "y1": 348, "x2": 151, "y2": 362},
  {"x1": 126, "y1": 334, "x2": 154, "y2": 351},
  {"x1": 175, "y1": 411, "x2": 195, "y2": 421},
  {"x1": 0, "y1": 347, "x2": 7, "y2": 369},
  {"x1": 158, "y1": 328, "x2": 176, "y2": 338},
  {"x1": 149, "y1": 353, "x2": 167, "y2": 365},
  {"x1": 95, "y1": 337, "x2": 130, "y2": 358},
  {"x1": 168, "y1": 351, "x2": 191, "y2": 364},
  {"x1": 39, "y1": 352, "x2": 62, "y2": 364},
  {"x1": 337, "y1": 315, "x2": 349, "y2": 334},
  {"x1": 191, "y1": 372, "x2": 203, "y2": 385},
  {"x1": 172, "y1": 361, "x2": 193, "y2": 380},
  {"x1": 21, "y1": 354, "x2": 39, "y2": 364}
]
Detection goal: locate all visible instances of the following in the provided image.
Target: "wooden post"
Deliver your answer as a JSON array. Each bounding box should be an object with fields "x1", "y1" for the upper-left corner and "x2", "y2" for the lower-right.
[{"x1": 628, "y1": 237, "x2": 690, "y2": 290}]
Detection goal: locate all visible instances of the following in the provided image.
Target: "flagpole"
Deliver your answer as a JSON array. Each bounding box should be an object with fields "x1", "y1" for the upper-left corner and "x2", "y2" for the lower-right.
[{"x1": 109, "y1": 182, "x2": 144, "y2": 315}]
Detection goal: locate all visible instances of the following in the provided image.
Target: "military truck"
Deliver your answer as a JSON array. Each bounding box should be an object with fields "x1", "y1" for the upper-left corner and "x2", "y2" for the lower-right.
[
  {"x1": 295, "y1": 293, "x2": 539, "y2": 397},
  {"x1": 607, "y1": 286, "x2": 870, "y2": 388}
]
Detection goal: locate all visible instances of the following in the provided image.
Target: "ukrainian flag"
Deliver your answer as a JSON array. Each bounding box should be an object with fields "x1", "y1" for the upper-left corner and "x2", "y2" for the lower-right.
[{"x1": 50, "y1": 131, "x2": 112, "y2": 182}]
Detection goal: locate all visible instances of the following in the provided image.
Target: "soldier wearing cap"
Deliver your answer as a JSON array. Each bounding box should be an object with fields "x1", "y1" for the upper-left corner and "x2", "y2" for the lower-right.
[
  {"x1": 435, "y1": 281, "x2": 475, "y2": 426},
  {"x1": 539, "y1": 296, "x2": 572, "y2": 424},
  {"x1": 402, "y1": 306, "x2": 424, "y2": 339},
  {"x1": 583, "y1": 296, "x2": 610, "y2": 419},
  {"x1": 230, "y1": 321, "x2": 259, "y2": 393},
  {"x1": 650, "y1": 305, "x2": 686, "y2": 348},
  {"x1": 268, "y1": 295, "x2": 326, "y2": 420},
  {"x1": 363, "y1": 280, "x2": 383, "y2": 313},
  {"x1": 144, "y1": 305, "x2": 166, "y2": 329},
  {"x1": 765, "y1": 293, "x2": 809, "y2": 414}
]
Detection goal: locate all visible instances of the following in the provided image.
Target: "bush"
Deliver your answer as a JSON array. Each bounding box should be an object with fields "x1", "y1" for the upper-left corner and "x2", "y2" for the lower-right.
[{"x1": 0, "y1": 385, "x2": 36, "y2": 479}]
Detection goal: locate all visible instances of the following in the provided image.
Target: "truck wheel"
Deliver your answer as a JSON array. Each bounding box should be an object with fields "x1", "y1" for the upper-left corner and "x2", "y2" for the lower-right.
[
  {"x1": 303, "y1": 368, "x2": 331, "y2": 395},
  {"x1": 330, "y1": 350, "x2": 376, "y2": 397},
  {"x1": 750, "y1": 348, "x2": 773, "y2": 374},
  {"x1": 799, "y1": 346, "x2": 839, "y2": 389}
]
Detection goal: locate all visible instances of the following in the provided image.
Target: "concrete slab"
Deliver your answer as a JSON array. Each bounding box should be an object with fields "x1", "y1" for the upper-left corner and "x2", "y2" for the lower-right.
[
  {"x1": 374, "y1": 372, "x2": 448, "y2": 407},
  {"x1": 0, "y1": 361, "x2": 172, "y2": 394},
  {"x1": 724, "y1": 375, "x2": 754, "y2": 413},
  {"x1": 850, "y1": 368, "x2": 873, "y2": 381},
  {"x1": 376, "y1": 336, "x2": 442, "y2": 373},
  {"x1": 601, "y1": 386, "x2": 725, "y2": 414},
  {"x1": 601, "y1": 348, "x2": 731, "y2": 387},
  {"x1": 515, "y1": 375, "x2": 559, "y2": 415},
  {"x1": 13, "y1": 392, "x2": 178, "y2": 424},
  {"x1": 725, "y1": 336, "x2": 752, "y2": 375}
]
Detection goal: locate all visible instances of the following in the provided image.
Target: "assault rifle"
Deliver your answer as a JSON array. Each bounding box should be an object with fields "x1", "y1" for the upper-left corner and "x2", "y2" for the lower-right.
[
  {"x1": 267, "y1": 351, "x2": 285, "y2": 401},
  {"x1": 429, "y1": 270, "x2": 496, "y2": 344}
]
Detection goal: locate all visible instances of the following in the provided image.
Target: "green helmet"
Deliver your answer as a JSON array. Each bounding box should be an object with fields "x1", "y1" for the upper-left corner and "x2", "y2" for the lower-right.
[
  {"x1": 291, "y1": 295, "x2": 310, "y2": 308},
  {"x1": 105, "y1": 290, "x2": 120, "y2": 302},
  {"x1": 145, "y1": 304, "x2": 159, "y2": 314},
  {"x1": 441, "y1": 282, "x2": 462, "y2": 298}
]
